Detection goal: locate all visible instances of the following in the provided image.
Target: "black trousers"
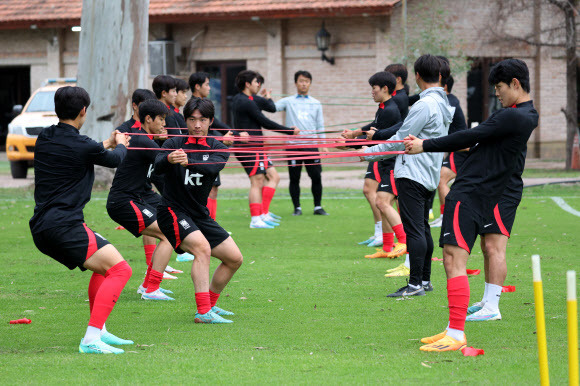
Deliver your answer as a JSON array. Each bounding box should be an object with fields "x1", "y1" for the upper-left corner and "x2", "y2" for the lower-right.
[
  {"x1": 288, "y1": 148, "x2": 323, "y2": 208},
  {"x1": 396, "y1": 178, "x2": 435, "y2": 286}
]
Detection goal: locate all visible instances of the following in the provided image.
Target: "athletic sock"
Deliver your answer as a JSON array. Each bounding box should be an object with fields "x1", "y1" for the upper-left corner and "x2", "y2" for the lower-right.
[
  {"x1": 101, "y1": 323, "x2": 108, "y2": 335},
  {"x1": 88, "y1": 272, "x2": 106, "y2": 312},
  {"x1": 195, "y1": 292, "x2": 211, "y2": 314},
  {"x1": 440, "y1": 204, "x2": 445, "y2": 217},
  {"x1": 485, "y1": 283, "x2": 502, "y2": 311},
  {"x1": 382, "y1": 232, "x2": 394, "y2": 252},
  {"x1": 404, "y1": 254, "x2": 410, "y2": 269},
  {"x1": 207, "y1": 198, "x2": 217, "y2": 220},
  {"x1": 145, "y1": 269, "x2": 163, "y2": 293},
  {"x1": 314, "y1": 206, "x2": 322, "y2": 211},
  {"x1": 481, "y1": 282, "x2": 490, "y2": 303},
  {"x1": 408, "y1": 283, "x2": 421, "y2": 290},
  {"x1": 447, "y1": 275, "x2": 470, "y2": 335},
  {"x1": 262, "y1": 187, "x2": 276, "y2": 215},
  {"x1": 392, "y1": 223, "x2": 406, "y2": 244},
  {"x1": 250, "y1": 203, "x2": 262, "y2": 218},
  {"x1": 88, "y1": 261, "x2": 132, "y2": 329},
  {"x1": 374, "y1": 221, "x2": 382, "y2": 239},
  {"x1": 209, "y1": 290, "x2": 220, "y2": 307},
  {"x1": 422, "y1": 281, "x2": 430, "y2": 286},
  {"x1": 82, "y1": 325, "x2": 102, "y2": 345},
  {"x1": 142, "y1": 264, "x2": 152, "y2": 289},
  {"x1": 143, "y1": 244, "x2": 156, "y2": 266},
  {"x1": 446, "y1": 327, "x2": 464, "y2": 341}
]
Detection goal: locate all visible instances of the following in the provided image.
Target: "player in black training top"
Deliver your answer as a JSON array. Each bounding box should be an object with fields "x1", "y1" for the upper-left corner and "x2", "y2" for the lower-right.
[
  {"x1": 405, "y1": 59, "x2": 538, "y2": 352},
  {"x1": 153, "y1": 75, "x2": 186, "y2": 135},
  {"x1": 154, "y1": 98, "x2": 243, "y2": 324},
  {"x1": 385, "y1": 63, "x2": 410, "y2": 119},
  {"x1": 107, "y1": 99, "x2": 176, "y2": 301},
  {"x1": 232, "y1": 70, "x2": 300, "y2": 229},
  {"x1": 342, "y1": 72, "x2": 406, "y2": 258},
  {"x1": 30, "y1": 86, "x2": 133, "y2": 354}
]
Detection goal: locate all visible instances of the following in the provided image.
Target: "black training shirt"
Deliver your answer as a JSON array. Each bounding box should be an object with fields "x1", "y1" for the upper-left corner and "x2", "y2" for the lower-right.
[
  {"x1": 447, "y1": 94, "x2": 467, "y2": 134},
  {"x1": 30, "y1": 122, "x2": 127, "y2": 233},
  {"x1": 164, "y1": 104, "x2": 187, "y2": 135},
  {"x1": 391, "y1": 88, "x2": 409, "y2": 120}
]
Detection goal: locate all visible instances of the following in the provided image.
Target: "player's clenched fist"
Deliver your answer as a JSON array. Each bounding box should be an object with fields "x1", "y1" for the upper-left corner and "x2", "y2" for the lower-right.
[{"x1": 168, "y1": 148, "x2": 188, "y2": 166}]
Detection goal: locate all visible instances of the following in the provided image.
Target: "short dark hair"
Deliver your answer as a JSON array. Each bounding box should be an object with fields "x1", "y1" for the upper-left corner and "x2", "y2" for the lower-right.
[
  {"x1": 183, "y1": 97, "x2": 215, "y2": 120},
  {"x1": 437, "y1": 56, "x2": 451, "y2": 87},
  {"x1": 384, "y1": 63, "x2": 408, "y2": 84},
  {"x1": 236, "y1": 70, "x2": 258, "y2": 91},
  {"x1": 175, "y1": 78, "x2": 189, "y2": 93},
  {"x1": 188, "y1": 72, "x2": 210, "y2": 90},
  {"x1": 488, "y1": 58, "x2": 530, "y2": 93},
  {"x1": 54, "y1": 86, "x2": 91, "y2": 120},
  {"x1": 256, "y1": 73, "x2": 265, "y2": 85},
  {"x1": 132, "y1": 89, "x2": 157, "y2": 105},
  {"x1": 445, "y1": 75, "x2": 455, "y2": 93},
  {"x1": 414, "y1": 54, "x2": 441, "y2": 84},
  {"x1": 294, "y1": 70, "x2": 312, "y2": 83},
  {"x1": 138, "y1": 99, "x2": 168, "y2": 124},
  {"x1": 152, "y1": 75, "x2": 176, "y2": 99},
  {"x1": 368, "y1": 71, "x2": 397, "y2": 95}
]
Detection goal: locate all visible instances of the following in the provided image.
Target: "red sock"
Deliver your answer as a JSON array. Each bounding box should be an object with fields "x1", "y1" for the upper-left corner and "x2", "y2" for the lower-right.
[
  {"x1": 382, "y1": 232, "x2": 394, "y2": 252},
  {"x1": 88, "y1": 261, "x2": 132, "y2": 329},
  {"x1": 447, "y1": 275, "x2": 470, "y2": 332},
  {"x1": 142, "y1": 264, "x2": 152, "y2": 288},
  {"x1": 195, "y1": 292, "x2": 211, "y2": 314},
  {"x1": 262, "y1": 187, "x2": 276, "y2": 215},
  {"x1": 145, "y1": 269, "x2": 163, "y2": 293},
  {"x1": 144, "y1": 244, "x2": 156, "y2": 266},
  {"x1": 392, "y1": 223, "x2": 407, "y2": 244},
  {"x1": 250, "y1": 203, "x2": 262, "y2": 217},
  {"x1": 88, "y1": 272, "x2": 106, "y2": 312},
  {"x1": 209, "y1": 290, "x2": 220, "y2": 307},
  {"x1": 440, "y1": 204, "x2": 445, "y2": 216},
  {"x1": 207, "y1": 198, "x2": 217, "y2": 220}
]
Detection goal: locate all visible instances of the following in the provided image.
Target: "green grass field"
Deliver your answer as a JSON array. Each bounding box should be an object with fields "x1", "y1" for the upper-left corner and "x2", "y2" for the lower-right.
[{"x1": 0, "y1": 184, "x2": 578, "y2": 384}]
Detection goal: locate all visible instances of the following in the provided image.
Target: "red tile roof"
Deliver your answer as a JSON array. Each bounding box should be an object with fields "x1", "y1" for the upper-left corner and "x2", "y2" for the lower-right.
[{"x1": 0, "y1": 0, "x2": 400, "y2": 29}]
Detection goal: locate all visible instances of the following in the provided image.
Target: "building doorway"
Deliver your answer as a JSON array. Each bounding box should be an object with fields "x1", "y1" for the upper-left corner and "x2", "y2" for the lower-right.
[
  {"x1": 0, "y1": 66, "x2": 30, "y2": 148},
  {"x1": 466, "y1": 58, "x2": 503, "y2": 127}
]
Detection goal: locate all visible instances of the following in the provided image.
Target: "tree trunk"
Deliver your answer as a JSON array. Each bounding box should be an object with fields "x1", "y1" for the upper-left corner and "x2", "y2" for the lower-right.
[
  {"x1": 77, "y1": 0, "x2": 150, "y2": 142},
  {"x1": 561, "y1": 1, "x2": 578, "y2": 169}
]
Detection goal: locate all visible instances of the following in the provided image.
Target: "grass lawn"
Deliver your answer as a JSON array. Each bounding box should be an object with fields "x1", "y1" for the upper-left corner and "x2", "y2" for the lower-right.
[{"x1": 0, "y1": 184, "x2": 578, "y2": 383}]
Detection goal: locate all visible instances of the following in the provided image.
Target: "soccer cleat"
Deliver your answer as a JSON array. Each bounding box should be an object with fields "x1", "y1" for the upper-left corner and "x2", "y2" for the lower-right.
[
  {"x1": 262, "y1": 213, "x2": 280, "y2": 223},
  {"x1": 386, "y1": 243, "x2": 406, "y2": 258},
  {"x1": 263, "y1": 220, "x2": 280, "y2": 227},
  {"x1": 386, "y1": 263, "x2": 406, "y2": 273},
  {"x1": 79, "y1": 339, "x2": 124, "y2": 354},
  {"x1": 428, "y1": 209, "x2": 434, "y2": 220},
  {"x1": 429, "y1": 216, "x2": 443, "y2": 228},
  {"x1": 466, "y1": 306, "x2": 501, "y2": 322},
  {"x1": 313, "y1": 208, "x2": 329, "y2": 215},
  {"x1": 176, "y1": 252, "x2": 195, "y2": 262},
  {"x1": 358, "y1": 236, "x2": 376, "y2": 245},
  {"x1": 101, "y1": 331, "x2": 134, "y2": 345},
  {"x1": 387, "y1": 284, "x2": 425, "y2": 297},
  {"x1": 141, "y1": 289, "x2": 175, "y2": 301},
  {"x1": 250, "y1": 220, "x2": 275, "y2": 229},
  {"x1": 293, "y1": 208, "x2": 302, "y2": 216},
  {"x1": 365, "y1": 250, "x2": 391, "y2": 259},
  {"x1": 385, "y1": 266, "x2": 410, "y2": 277},
  {"x1": 163, "y1": 272, "x2": 178, "y2": 280},
  {"x1": 137, "y1": 285, "x2": 173, "y2": 295},
  {"x1": 212, "y1": 305, "x2": 235, "y2": 316},
  {"x1": 194, "y1": 310, "x2": 233, "y2": 324},
  {"x1": 267, "y1": 212, "x2": 282, "y2": 220},
  {"x1": 421, "y1": 331, "x2": 447, "y2": 344},
  {"x1": 422, "y1": 282, "x2": 434, "y2": 292},
  {"x1": 467, "y1": 301, "x2": 486, "y2": 315},
  {"x1": 367, "y1": 238, "x2": 384, "y2": 248},
  {"x1": 419, "y1": 334, "x2": 467, "y2": 352},
  {"x1": 165, "y1": 265, "x2": 183, "y2": 274}
]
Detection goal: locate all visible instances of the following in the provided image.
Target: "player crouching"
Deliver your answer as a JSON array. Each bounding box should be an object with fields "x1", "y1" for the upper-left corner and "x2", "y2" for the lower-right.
[{"x1": 154, "y1": 98, "x2": 242, "y2": 323}]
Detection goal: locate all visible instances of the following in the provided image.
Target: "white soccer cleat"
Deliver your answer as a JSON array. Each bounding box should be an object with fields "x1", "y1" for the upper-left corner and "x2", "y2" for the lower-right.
[
  {"x1": 163, "y1": 271, "x2": 178, "y2": 280},
  {"x1": 250, "y1": 220, "x2": 275, "y2": 229},
  {"x1": 164, "y1": 265, "x2": 183, "y2": 274},
  {"x1": 141, "y1": 289, "x2": 175, "y2": 301},
  {"x1": 367, "y1": 238, "x2": 383, "y2": 247},
  {"x1": 429, "y1": 216, "x2": 443, "y2": 227},
  {"x1": 466, "y1": 305, "x2": 501, "y2": 322}
]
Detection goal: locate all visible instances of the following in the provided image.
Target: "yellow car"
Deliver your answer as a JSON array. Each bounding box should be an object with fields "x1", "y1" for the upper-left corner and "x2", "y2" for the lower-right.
[{"x1": 7, "y1": 78, "x2": 76, "y2": 178}]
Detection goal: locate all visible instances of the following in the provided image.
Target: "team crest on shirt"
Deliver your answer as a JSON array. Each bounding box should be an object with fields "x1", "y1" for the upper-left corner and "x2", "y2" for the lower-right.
[
  {"x1": 179, "y1": 219, "x2": 190, "y2": 230},
  {"x1": 203, "y1": 154, "x2": 209, "y2": 161},
  {"x1": 142, "y1": 209, "x2": 153, "y2": 218}
]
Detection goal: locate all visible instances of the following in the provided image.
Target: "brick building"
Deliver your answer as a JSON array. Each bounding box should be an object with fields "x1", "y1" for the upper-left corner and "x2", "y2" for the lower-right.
[{"x1": 0, "y1": 0, "x2": 571, "y2": 158}]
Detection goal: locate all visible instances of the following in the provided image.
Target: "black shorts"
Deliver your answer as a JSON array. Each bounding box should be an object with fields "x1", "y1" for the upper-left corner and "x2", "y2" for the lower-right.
[
  {"x1": 156, "y1": 205, "x2": 230, "y2": 253},
  {"x1": 479, "y1": 199, "x2": 520, "y2": 237},
  {"x1": 439, "y1": 198, "x2": 486, "y2": 254},
  {"x1": 107, "y1": 197, "x2": 158, "y2": 238},
  {"x1": 32, "y1": 223, "x2": 110, "y2": 271},
  {"x1": 213, "y1": 173, "x2": 221, "y2": 187},
  {"x1": 142, "y1": 191, "x2": 162, "y2": 207},
  {"x1": 287, "y1": 148, "x2": 322, "y2": 170},
  {"x1": 237, "y1": 153, "x2": 273, "y2": 177},
  {"x1": 365, "y1": 161, "x2": 382, "y2": 182},
  {"x1": 377, "y1": 165, "x2": 398, "y2": 196},
  {"x1": 442, "y1": 152, "x2": 468, "y2": 174}
]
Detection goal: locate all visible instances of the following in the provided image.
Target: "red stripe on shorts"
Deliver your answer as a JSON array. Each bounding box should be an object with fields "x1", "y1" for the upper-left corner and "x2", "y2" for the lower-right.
[
  {"x1": 450, "y1": 152, "x2": 457, "y2": 174},
  {"x1": 373, "y1": 162, "x2": 381, "y2": 183},
  {"x1": 493, "y1": 203, "x2": 510, "y2": 237},
  {"x1": 129, "y1": 200, "x2": 146, "y2": 233},
  {"x1": 249, "y1": 154, "x2": 260, "y2": 177},
  {"x1": 167, "y1": 207, "x2": 182, "y2": 248},
  {"x1": 82, "y1": 223, "x2": 98, "y2": 260},
  {"x1": 453, "y1": 202, "x2": 470, "y2": 253},
  {"x1": 389, "y1": 169, "x2": 398, "y2": 196}
]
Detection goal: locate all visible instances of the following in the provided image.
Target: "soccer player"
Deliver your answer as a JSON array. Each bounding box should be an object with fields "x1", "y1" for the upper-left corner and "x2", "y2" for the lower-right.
[
  {"x1": 152, "y1": 75, "x2": 186, "y2": 134},
  {"x1": 107, "y1": 99, "x2": 176, "y2": 301},
  {"x1": 174, "y1": 78, "x2": 189, "y2": 111},
  {"x1": 154, "y1": 98, "x2": 242, "y2": 323},
  {"x1": 232, "y1": 70, "x2": 300, "y2": 228},
  {"x1": 361, "y1": 55, "x2": 454, "y2": 298},
  {"x1": 385, "y1": 63, "x2": 410, "y2": 119},
  {"x1": 342, "y1": 72, "x2": 405, "y2": 258},
  {"x1": 275, "y1": 70, "x2": 328, "y2": 216},
  {"x1": 404, "y1": 58, "x2": 538, "y2": 351},
  {"x1": 30, "y1": 86, "x2": 133, "y2": 354}
]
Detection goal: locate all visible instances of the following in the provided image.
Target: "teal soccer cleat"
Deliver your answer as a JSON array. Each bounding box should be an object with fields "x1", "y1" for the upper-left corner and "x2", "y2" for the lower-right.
[
  {"x1": 194, "y1": 310, "x2": 233, "y2": 324},
  {"x1": 79, "y1": 339, "x2": 124, "y2": 354},
  {"x1": 212, "y1": 305, "x2": 235, "y2": 316},
  {"x1": 101, "y1": 331, "x2": 134, "y2": 345}
]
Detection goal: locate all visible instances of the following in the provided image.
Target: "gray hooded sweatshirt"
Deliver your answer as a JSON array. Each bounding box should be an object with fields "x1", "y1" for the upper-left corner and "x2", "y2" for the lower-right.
[{"x1": 363, "y1": 87, "x2": 454, "y2": 191}]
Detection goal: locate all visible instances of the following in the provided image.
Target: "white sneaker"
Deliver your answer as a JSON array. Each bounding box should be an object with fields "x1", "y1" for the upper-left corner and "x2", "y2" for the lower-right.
[
  {"x1": 466, "y1": 305, "x2": 501, "y2": 321},
  {"x1": 467, "y1": 301, "x2": 486, "y2": 315},
  {"x1": 137, "y1": 285, "x2": 173, "y2": 295},
  {"x1": 163, "y1": 271, "x2": 178, "y2": 280},
  {"x1": 165, "y1": 265, "x2": 183, "y2": 274},
  {"x1": 141, "y1": 289, "x2": 175, "y2": 301},
  {"x1": 250, "y1": 220, "x2": 274, "y2": 229},
  {"x1": 429, "y1": 216, "x2": 443, "y2": 227}
]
